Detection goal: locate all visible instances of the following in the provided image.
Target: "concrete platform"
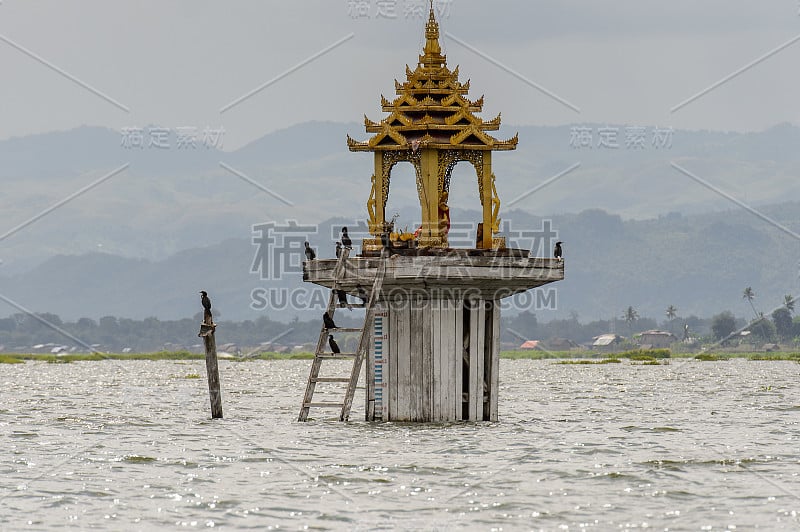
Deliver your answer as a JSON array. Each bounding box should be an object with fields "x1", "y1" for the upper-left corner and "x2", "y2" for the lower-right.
[{"x1": 303, "y1": 250, "x2": 564, "y2": 301}]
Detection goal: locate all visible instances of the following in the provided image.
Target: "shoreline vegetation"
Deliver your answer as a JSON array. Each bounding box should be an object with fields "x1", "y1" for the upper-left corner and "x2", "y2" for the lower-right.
[{"x1": 1, "y1": 349, "x2": 798, "y2": 364}]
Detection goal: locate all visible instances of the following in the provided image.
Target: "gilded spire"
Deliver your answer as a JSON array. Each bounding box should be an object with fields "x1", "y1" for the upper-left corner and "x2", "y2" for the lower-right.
[
  {"x1": 420, "y1": 1, "x2": 445, "y2": 69},
  {"x1": 349, "y1": 0, "x2": 518, "y2": 154}
]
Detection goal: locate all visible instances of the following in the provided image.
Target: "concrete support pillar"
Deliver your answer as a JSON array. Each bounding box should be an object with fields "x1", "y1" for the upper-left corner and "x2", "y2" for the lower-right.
[{"x1": 367, "y1": 294, "x2": 500, "y2": 422}]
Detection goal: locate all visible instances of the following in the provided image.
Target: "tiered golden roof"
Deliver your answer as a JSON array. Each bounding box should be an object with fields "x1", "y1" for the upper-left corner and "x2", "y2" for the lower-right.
[{"x1": 347, "y1": 7, "x2": 518, "y2": 153}]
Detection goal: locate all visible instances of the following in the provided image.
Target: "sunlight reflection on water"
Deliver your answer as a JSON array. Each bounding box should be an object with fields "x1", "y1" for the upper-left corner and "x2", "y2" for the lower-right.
[{"x1": 0, "y1": 359, "x2": 798, "y2": 530}]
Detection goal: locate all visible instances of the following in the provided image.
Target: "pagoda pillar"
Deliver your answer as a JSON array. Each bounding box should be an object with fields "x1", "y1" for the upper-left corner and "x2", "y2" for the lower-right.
[
  {"x1": 373, "y1": 152, "x2": 385, "y2": 233},
  {"x1": 480, "y1": 151, "x2": 492, "y2": 249},
  {"x1": 418, "y1": 148, "x2": 439, "y2": 245}
]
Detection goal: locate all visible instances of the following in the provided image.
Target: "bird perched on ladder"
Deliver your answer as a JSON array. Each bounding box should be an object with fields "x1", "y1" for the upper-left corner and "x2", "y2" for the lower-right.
[
  {"x1": 554, "y1": 241, "x2": 563, "y2": 261},
  {"x1": 323, "y1": 311, "x2": 337, "y2": 330},
  {"x1": 199, "y1": 290, "x2": 213, "y2": 325},
  {"x1": 341, "y1": 227, "x2": 352, "y2": 249},
  {"x1": 328, "y1": 335, "x2": 341, "y2": 354},
  {"x1": 335, "y1": 289, "x2": 352, "y2": 311},
  {"x1": 304, "y1": 241, "x2": 316, "y2": 261},
  {"x1": 335, "y1": 241, "x2": 342, "y2": 259}
]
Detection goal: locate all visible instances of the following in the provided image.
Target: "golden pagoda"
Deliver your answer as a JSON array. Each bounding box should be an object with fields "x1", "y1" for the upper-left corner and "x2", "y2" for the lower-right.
[{"x1": 348, "y1": 2, "x2": 518, "y2": 250}]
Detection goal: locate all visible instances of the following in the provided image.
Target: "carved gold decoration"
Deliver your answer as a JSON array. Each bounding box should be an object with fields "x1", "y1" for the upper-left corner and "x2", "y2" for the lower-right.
[
  {"x1": 367, "y1": 173, "x2": 378, "y2": 231},
  {"x1": 490, "y1": 173, "x2": 501, "y2": 234}
]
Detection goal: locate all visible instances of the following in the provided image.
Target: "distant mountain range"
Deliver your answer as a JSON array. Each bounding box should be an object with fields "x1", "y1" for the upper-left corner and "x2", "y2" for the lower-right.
[
  {"x1": 1, "y1": 121, "x2": 798, "y2": 322},
  {"x1": 1, "y1": 204, "x2": 797, "y2": 323}
]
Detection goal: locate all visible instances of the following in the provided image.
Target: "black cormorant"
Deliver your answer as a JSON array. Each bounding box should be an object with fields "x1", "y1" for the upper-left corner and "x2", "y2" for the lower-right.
[
  {"x1": 323, "y1": 311, "x2": 337, "y2": 330},
  {"x1": 380, "y1": 232, "x2": 392, "y2": 256},
  {"x1": 200, "y1": 291, "x2": 212, "y2": 313},
  {"x1": 304, "y1": 241, "x2": 316, "y2": 261},
  {"x1": 554, "y1": 241, "x2": 563, "y2": 261},
  {"x1": 328, "y1": 335, "x2": 341, "y2": 354},
  {"x1": 335, "y1": 289, "x2": 351, "y2": 310},
  {"x1": 341, "y1": 227, "x2": 352, "y2": 249}
]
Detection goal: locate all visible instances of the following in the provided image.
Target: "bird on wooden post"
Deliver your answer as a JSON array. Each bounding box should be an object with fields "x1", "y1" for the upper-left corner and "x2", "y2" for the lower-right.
[
  {"x1": 304, "y1": 241, "x2": 316, "y2": 261},
  {"x1": 554, "y1": 241, "x2": 563, "y2": 261},
  {"x1": 341, "y1": 227, "x2": 352, "y2": 249},
  {"x1": 200, "y1": 290, "x2": 213, "y2": 325},
  {"x1": 323, "y1": 311, "x2": 337, "y2": 330},
  {"x1": 328, "y1": 335, "x2": 341, "y2": 354}
]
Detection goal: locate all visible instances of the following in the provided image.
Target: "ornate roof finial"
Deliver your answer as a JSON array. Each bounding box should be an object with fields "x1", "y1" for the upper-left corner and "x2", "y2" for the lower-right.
[{"x1": 421, "y1": 0, "x2": 443, "y2": 68}]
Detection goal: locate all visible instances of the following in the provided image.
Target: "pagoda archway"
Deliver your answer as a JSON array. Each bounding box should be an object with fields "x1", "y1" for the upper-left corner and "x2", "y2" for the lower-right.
[
  {"x1": 443, "y1": 157, "x2": 487, "y2": 245},
  {"x1": 383, "y1": 158, "x2": 425, "y2": 230}
]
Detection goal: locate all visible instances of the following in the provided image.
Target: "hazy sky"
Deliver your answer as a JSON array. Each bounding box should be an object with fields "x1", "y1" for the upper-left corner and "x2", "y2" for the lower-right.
[{"x1": 1, "y1": 0, "x2": 799, "y2": 149}]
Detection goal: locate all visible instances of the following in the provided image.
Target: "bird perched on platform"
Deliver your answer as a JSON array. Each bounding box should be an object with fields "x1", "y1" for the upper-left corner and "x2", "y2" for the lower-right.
[
  {"x1": 199, "y1": 290, "x2": 213, "y2": 325},
  {"x1": 356, "y1": 286, "x2": 369, "y2": 305},
  {"x1": 380, "y1": 232, "x2": 392, "y2": 257},
  {"x1": 328, "y1": 335, "x2": 341, "y2": 354},
  {"x1": 335, "y1": 241, "x2": 342, "y2": 259},
  {"x1": 304, "y1": 241, "x2": 316, "y2": 261},
  {"x1": 335, "y1": 289, "x2": 352, "y2": 311},
  {"x1": 323, "y1": 311, "x2": 337, "y2": 330},
  {"x1": 341, "y1": 227, "x2": 352, "y2": 249},
  {"x1": 554, "y1": 241, "x2": 563, "y2": 261}
]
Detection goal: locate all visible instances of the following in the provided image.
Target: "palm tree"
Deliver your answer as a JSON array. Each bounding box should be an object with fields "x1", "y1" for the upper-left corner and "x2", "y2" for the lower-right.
[
  {"x1": 784, "y1": 294, "x2": 795, "y2": 314},
  {"x1": 665, "y1": 305, "x2": 678, "y2": 334},
  {"x1": 622, "y1": 306, "x2": 639, "y2": 335},
  {"x1": 742, "y1": 287, "x2": 758, "y2": 319}
]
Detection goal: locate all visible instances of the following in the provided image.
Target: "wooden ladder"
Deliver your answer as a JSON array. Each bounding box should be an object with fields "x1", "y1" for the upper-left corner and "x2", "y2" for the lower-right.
[{"x1": 298, "y1": 248, "x2": 387, "y2": 422}]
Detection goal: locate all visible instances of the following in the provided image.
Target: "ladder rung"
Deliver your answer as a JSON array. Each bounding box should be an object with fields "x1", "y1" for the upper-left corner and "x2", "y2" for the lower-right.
[
  {"x1": 317, "y1": 352, "x2": 357, "y2": 358},
  {"x1": 339, "y1": 303, "x2": 366, "y2": 308},
  {"x1": 328, "y1": 327, "x2": 362, "y2": 332},
  {"x1": 312, "y1": 377, "x2": 350, "y2": 383},
  {"x1": 305, "y1": 402, "x2": 344, "y2": 408}
]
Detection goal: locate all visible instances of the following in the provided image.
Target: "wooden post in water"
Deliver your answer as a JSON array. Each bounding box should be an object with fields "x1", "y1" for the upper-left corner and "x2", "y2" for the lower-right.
[{"x1": 198, "y1": 290, "x2": 223, "y2": 419}]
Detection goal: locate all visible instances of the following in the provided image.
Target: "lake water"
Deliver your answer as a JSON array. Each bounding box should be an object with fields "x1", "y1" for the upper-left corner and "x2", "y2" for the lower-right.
[{"x1": 1, "y1": 359, "x2": 798, "y2": 531}]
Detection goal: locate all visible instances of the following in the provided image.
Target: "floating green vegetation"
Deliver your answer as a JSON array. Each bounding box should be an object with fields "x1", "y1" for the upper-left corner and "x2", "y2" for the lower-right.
[
  {"x1": 695, "y1": 353, "x2": 725, "y2": 361},
  {"x1": 501, "y1": 350, "x2": 592, "y2": 360},
  {"x1": 0, "y1": 355, "x2": 25, "y2": 364},
  {"x1": 1, "y1": 351, "x2": 207, "y2": 363},
  {"x1": 129, "y1": 351, "x2": 206, "y2": 361},
  {"x1": 245, "y1": 352, "x2": 315, "y2": 360},
  {"x1": 556, "y1": 358, "x2": 621, "y2": 365},
  {"x1": 184, "y1": 373, "x2": 201, "y2": 379},
  {"x1": 122, "y1": 455, "x2": 156, "y2": 463},
  {"x1": 618, "y1": 349, "x2": 671, "y2": 360},
  {"x1": 748, "y1": 353, "x2": 800, "y2": 361}
]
